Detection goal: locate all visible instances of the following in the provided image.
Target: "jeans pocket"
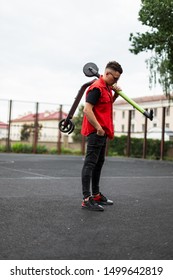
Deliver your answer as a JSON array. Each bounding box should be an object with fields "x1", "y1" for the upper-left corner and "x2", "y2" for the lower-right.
[
  {"x1": 96, "y1": 133, "x2": 105, "y2": 138},
  {"x1": 87, "y1": 132, "x2": 106, "y2": 145}
]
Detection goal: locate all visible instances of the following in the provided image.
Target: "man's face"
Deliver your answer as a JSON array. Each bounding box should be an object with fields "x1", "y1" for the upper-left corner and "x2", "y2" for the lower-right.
[{"x1": 105, "y1": 70, "x2": 121, "y2": 86}]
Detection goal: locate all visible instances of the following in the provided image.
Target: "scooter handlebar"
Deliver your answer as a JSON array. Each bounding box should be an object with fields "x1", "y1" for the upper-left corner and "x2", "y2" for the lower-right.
[
  {"x1": 143, "y1": 109, "x2": 153, "y2": 121},
  {"x1": 117, "y1": 90, "x2": 153, "y2": 121}
]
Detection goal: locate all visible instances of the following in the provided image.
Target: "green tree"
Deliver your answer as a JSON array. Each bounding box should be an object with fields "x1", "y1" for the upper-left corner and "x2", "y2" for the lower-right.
[
  {"x1": 20, "y1": 123, "x2": 42, "y2": 141},
  {"x1": 72, "y1": 104, "x2": 84, "y2": 142},
  {"x1": 20, "y1": 124, "x2": 32, "y2": 141},
  {"x1": 129, "y1": 0, "x2": 173, "y2": 96}
]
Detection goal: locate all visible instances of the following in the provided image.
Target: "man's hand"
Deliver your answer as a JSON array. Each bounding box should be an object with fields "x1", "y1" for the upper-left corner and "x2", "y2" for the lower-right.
[
  {"x1": 83, "y1": 102, "x2": 105, "y2": 135},
  {"x1": 96, "y1": 127, "x2": 105, "y2": 136},
  {"x1": 112, "y1": 84, "x2": 122, "y2": 92},
  {"x1": 112, "y1": 84, "x2": 122, "y2": 102}
]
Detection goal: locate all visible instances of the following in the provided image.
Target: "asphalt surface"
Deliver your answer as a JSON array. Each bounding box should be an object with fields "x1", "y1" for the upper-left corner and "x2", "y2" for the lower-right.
[{"x1": 0, "y1": 153, "x2": 173, "y2": 260}]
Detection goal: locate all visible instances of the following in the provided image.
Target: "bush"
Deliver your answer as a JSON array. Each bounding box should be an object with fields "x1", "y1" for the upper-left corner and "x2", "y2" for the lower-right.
[
  {"x1": 11, "y1": 143, "x2": 33, "y2": 153},
  {"x1": 1, "y1": 143, "x2": 80, "y2": 155},
  {"x1": 108, "y1": 136, "x2": 173, "y2": 159},
  {"x1": 61, "y1": 147, "x2": 73, "y2": 154},
  {"x1": 11, "y1": 143, "x2": 48, "y2": 154},
  {"x1": 108, "y1": 136, "x2": 127, "y2": 156},
  {"x1": 146, "y1": 139, "x2": 161, "y2": 159},
  {"x1": 1, "y1": 138, "x2": 172, "y2": 159},
  {"x1": 50, "y1": 148, "x2": 57, "y2": 154},
  {"x1": 36, "y1": 145, "x2": 48, "y2": 154},
  {"x1": 0, "y1": 145, "x2": 7, "y2": 152}
]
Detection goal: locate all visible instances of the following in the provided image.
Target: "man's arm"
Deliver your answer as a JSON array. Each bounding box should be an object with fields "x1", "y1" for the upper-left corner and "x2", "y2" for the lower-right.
[{"x1": 83, "y1": 102, "x2": 105, "y2": 136}]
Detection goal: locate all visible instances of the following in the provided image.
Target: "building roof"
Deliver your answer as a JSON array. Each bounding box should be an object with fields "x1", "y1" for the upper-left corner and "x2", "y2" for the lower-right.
[
  {"x1": 115, "y1": 94, "x2": 173, "y2": 105},
  {"x1": 11, "y1": 111, "x2": 68, "y2": 123},
  {"x1": 0, "y1": 121, "x2": 8, "y2": 128}
]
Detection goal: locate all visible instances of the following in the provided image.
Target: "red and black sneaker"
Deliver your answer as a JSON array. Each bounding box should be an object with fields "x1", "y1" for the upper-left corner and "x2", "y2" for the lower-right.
[
  {"x1": 93, "y1": 192, "x2": 113, "y2": 205},
  {"x1": 81, "y1": 196, "x2": 104, "y2": 211}
]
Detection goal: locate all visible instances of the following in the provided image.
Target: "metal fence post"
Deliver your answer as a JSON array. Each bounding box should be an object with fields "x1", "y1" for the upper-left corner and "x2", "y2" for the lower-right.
[
  {"x1": 160, "y1": 107, "x2": 166, "y2": 160},
  {"x1": 126, "y1": 110, "x2": 132, "y2": 157},
  {"x1": 105, "y1": 139, "x2": 109, "y2": 156},
  {"x1": 143, "y1": 109, "x2": 148, "y2": 159},
  {"x1": 6, "y1": 100, "x2": 12, "y2": 152},
  {"x1": 33, "y1": 102, "x2": 39, "y2": 154},
  {"x1": 81, "y1": 135, "x2": 85, "y2": 155},
  {"x1": 57, "y1": 104, "x2": 62, "y2": 154}
]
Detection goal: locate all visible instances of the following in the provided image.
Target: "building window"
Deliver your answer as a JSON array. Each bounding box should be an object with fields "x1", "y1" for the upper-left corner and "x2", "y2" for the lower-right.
[
  {"x1": 122, "y1": 111, "x2": 125, "y2": 118},
  {"x1": 166, "y1": 107, "x2": 170, "y2": 116},
  {"x1": 142, "y1": 124, "x2": 145, "y2": 132},
  {"x1": 122, "y1": 125, "x2": 125, "y2": 132},
  {"x1": 131, "y1": 124, "x2": 135, "y2": 132},
  {"x1": 154, "y1": 108, "x2": 157, "y2": 117},
  {"x1": 131, "y1": 111, "x2": 135, "y2": 119},
  {"x1": 165, "y1": 123, "x2": 170, "y2": 128},
  {"x1": 153, "y1": 123, "x2": 157, "y2": 127}
]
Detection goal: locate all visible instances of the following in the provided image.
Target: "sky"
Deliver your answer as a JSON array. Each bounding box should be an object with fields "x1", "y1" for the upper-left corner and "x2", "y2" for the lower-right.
[{"x1": 0, "y1": 0, "x2": 163, "y2": 108}]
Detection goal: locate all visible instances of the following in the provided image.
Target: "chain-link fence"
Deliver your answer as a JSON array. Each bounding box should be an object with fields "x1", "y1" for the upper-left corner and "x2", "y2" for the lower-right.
[
  {"x1": 0, "y1": 98, "x2": 173, "y2": 159},
  {"x1": 0, "y1": 99, "x2": 74, "y2": 154}
]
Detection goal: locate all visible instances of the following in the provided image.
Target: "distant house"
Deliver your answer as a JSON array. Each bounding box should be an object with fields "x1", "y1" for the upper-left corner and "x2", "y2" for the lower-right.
[
  {"x1": 0, "y1": 121, "x2": 8, "y2": 139},
  {"x1": 147, "y1": 127, "x2": 173, "y2": 141},
  {"x1": 11, "y1": 111, "x2": 68, "y2": 142},
  {"x1": 113, "y1": 94, "x2": 173, "y2": 140}
]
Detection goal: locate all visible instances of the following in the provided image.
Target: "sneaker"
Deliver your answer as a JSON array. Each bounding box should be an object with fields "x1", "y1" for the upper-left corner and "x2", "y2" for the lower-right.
[
  {"x1": 93, "y1": 192, "x2": 113, "y2": 205},
  {"x1": 81, "y1": 196, "x2": 104, "y2": 211}
]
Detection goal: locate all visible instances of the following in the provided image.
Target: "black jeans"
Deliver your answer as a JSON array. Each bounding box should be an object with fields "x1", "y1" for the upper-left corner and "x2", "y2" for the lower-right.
[{"x1": 81, "y1": 132, "x2": 107, "y2": 198}]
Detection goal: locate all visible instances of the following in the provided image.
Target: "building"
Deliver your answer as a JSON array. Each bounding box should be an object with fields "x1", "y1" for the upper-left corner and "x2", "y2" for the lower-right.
[
  {"x1": 113, "y1": 94, "x2": 173, "y2": 141},
  {"x1": 11, "y1": 111, "x2": 68, "y2": 142},
  {"x1": 147, "y1": 127, "x2": 173, "y2": 141},
  {"x1": 0, "y1": 121, "x2": 8, "y2": 139}
]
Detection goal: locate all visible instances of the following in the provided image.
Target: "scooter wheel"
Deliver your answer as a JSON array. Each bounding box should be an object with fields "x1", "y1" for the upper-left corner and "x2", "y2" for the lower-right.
[{"x1": 58, "y1": 119, "x2": 75, "y2": 134}]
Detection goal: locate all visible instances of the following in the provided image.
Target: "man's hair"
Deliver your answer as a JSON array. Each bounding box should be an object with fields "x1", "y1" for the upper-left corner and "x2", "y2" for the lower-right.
[{"x1": 106, "y1": 61, "x2": 123, "y2": 74}]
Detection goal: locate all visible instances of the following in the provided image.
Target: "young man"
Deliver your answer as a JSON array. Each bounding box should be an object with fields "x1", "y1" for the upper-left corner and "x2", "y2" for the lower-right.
[{"x1": 81, "y1": 61, "x2": 123, "y2": 211}]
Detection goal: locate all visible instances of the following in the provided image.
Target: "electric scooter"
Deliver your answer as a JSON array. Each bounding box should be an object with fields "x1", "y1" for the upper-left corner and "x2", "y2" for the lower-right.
[{"x1": 59, "y1": 62, "x2": 153, "y2": 134}]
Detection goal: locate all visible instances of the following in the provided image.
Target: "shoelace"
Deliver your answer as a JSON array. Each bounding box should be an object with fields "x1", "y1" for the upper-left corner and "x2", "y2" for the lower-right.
[
  {"x1": 89, "y1": 197, "x2": 97, "y2": 205},
  {"x1": 99, "y1": 192, "x2": 106, "y2": 200}
]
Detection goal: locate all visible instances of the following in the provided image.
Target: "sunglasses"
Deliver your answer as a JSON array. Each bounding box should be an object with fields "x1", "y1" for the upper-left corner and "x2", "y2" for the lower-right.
[{"x1": 108, "y1": 72, "x2": 119, "y2": 83}]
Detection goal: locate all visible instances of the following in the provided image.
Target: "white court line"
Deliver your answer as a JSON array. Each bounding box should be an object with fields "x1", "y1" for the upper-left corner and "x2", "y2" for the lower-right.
[
  {"x1": 0, "y1": 176, "x2": 173, "y2": 180},
  {"x1": 0, "y1": 177, "x2": 61, "y2": 180},
  {"x1": 104, "y1": 176, "x2": 173, "y2": 179},
  {"x1": 1, "y1": 166, "x2": 173, "y2": 179},
  {"x1": 0, "y1": 166, "x2": 53, "y2": 178}
]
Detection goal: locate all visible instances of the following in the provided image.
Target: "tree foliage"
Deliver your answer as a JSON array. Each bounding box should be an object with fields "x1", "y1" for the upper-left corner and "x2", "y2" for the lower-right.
[
  {"x1": 129, "y1": 0, "x2": 173, "y2": 95},
  {"x1": 72, "y1": 104, "x2": 84, "y2": 142},
  {"x1": 20, "y1": 123, "x2": 42, "y2": 141}
]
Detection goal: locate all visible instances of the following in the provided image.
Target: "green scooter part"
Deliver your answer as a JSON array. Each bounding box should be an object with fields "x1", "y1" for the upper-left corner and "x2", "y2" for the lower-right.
[{"x1": 116, "y1": 90, "x2": 153, "y2": 121}]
